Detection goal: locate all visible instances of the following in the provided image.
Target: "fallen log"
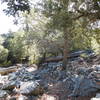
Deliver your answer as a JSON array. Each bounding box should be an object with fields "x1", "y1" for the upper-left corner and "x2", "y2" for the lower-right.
[
  {"x1": 45, "y1": 56, "x2": 63, "y2": 63},
  {"x1": 44, "y1": 55, "x2": 78, "y2": 63},
  {"x1": 0, "y1": 66, "x2": 20, "y2": 75},
  {"x1": 44, "y1": 50, "x2": 96, "y2": 63}
]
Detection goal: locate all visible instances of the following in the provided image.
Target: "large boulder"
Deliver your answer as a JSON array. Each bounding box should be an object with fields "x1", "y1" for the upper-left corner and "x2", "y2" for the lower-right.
[
  {"x1": 69, "y1": 65, "x2": 100, "y2": 98},
  {"x1": 69, "y1": 76, "x2": 98, "y2": 97}
]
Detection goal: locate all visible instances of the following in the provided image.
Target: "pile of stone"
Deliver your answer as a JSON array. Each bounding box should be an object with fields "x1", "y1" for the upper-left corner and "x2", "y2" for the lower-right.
[
  {"x1": 0, "y1": 63, "x2": 100, "y2": 100},
  {"x1": 0, "y1": 66, "x2": 44, "y2": 100}
]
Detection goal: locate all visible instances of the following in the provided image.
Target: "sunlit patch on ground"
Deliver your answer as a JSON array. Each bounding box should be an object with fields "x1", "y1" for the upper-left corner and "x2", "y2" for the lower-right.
[{"x1": 39, "y1": 94, "x2": 58, "y2": 100}]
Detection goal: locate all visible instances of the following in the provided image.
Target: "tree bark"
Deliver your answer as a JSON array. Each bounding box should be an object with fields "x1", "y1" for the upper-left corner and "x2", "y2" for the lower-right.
[{"x1": 62, "y1": 28, "x2": 69, "y2": 70}]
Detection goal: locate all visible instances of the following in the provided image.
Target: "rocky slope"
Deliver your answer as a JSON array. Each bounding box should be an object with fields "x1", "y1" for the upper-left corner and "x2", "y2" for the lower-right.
[{"x1": 0, "y1": 59, "x2": 100, "y2": 100}]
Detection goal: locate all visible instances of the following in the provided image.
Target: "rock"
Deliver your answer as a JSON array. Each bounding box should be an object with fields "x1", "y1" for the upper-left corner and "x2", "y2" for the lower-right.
[
  {"x1": 20, "y1": 81, "x2": 44, "y2": 95},
  {"x1": 68, "y1": 66, "x2": 100, "y2": 97},
  {"x1": 7, "y1": 95, "x2": 29, "y2": 100},
  {"x1": 93, "y1": 65, "x2": 100, "y2": 71},
  {"x1": 16, "y1": 64, "x2": 25, "y2": 67},
  {"x1": 8, "y1": 96, "x2": 16, "y2": 100},
  {"x1": 0, "y1": 90, "x2": 8, "y2": 98},
  {"x1": 91, "y1": 93, "x2": 100, "y2": 100},
  {"x1": 77, "y1": 67, "x2": 93, "y2": 76},
  {"x1": 17, "y1": 95, "x2": 28, "y2": 100},
  {"x1": 0, "y1": 75, "x2": 8, "y2": 85},
  {"x1": 8, "y1": 67, "x2": 34, "y2": 82},
  {"x1": 30, "y1": 64, "x2": 38, "y2": 69},
  {"x1": 26, "y1": 66, "x2": 37, "y2": 72},
  {"x1": 77, "y1": 67, "x2": 87, "y2": 75},
  {"x1": 69, "y1": 76, "x2": 98, "y2": 97},
  {"x1": 1, "y1": 61, "x2": 100, "y2": 100},
  {"x1": 27, "y1": 96, "x2": 38, "y2": 100},
  {"x1": 40, "y1": 94, "x2": 57, "y2": 100},
  {"x1": 2, "y1": 81, "x2": 17, "y2": 90},
  {"x1": 8, "y1": 72, "x2": 17, "y2": 80}
]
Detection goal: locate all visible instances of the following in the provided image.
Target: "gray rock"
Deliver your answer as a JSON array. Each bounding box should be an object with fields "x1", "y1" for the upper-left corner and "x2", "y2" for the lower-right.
[
  {"x1": 8, "y1": 68, "x2": 34, "y2": 82},
  {"x1": 68, "y1": 66, "x2": 100, "y2": 97},
  {"x1": 18, "y1": 95, "x2": 38, "y2": 100},
  {"x1": 0, "y1": 90, "x2": 8, "y2": 98},
  {"x1": 8, "y1": 73, "x2": 17, "y2": 80},
  {"x1": 0, "y1": 75, "x2": 9, "y2": 85},
  {"x1": 20, "y1": 81, "x2": 44, "y2": 95},
  {"x1": 94, "y1": 65, "x2": 100, "y2": 71},
  {"x1": 69, "y1": 75, "x2": 100, "y2": 97},
  {"x1": 2, "y1": 81, "x2": 17, "y2": 90},
  {"x1": 27, "y1": 96, "x2": 38, "y2": 100},
  {"x1": 18, "y1": 95, "x2": 28, "y2": 100},
  {"x1": 91, "y1": 93, "x2": 100, "y2": 100},
  {"x1": 8, "y1": 96, "x2": 16, "y2": 100}
]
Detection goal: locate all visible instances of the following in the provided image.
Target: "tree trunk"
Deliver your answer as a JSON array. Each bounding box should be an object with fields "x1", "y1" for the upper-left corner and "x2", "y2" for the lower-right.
[
  {"x1": 62, "y1": 29, "x2": 69, "y2": 70},
  {"x1": 38, "y1": 52, "x2": 46, "y2": 67}
]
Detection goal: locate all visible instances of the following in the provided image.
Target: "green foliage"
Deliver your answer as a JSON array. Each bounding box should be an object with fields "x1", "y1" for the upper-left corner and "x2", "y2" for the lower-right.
[
  {"x1": 70, "y1": 20, "x2": 92, "y2": 50},
  {"x1": 93, "y1": 29, "x2": 100, "y2": 44},
  {"x1": 42, "y1": 0, "x2": 73, "y2": 31},
  {"x1": 0, "y1": 45, "x2": 8, "y2": 62},
  {"x1": 0, "y1": 36, "x2": 4, "y2": 45},
  {"x1": 0, "y1": 45, "x2": 11, "y2": 67},
  {"x1": 1, "y1": 0, "x2": 30, "y2": 16},
  {"x1": 0, "y1": 0, "x2": 100, "y2": 67},
  {"x1": 0, "y1": 61, "x2": 11, "y2": 67}
]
